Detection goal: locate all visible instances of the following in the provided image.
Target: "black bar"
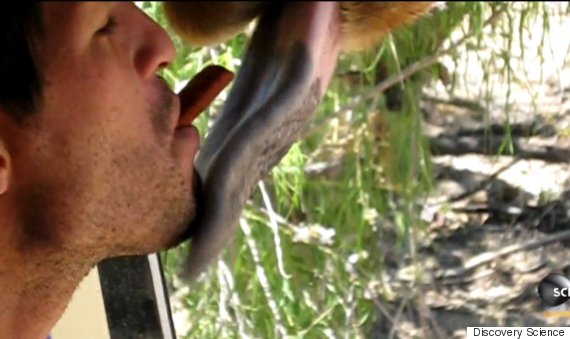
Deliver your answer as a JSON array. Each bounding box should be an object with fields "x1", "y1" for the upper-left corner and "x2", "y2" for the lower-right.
[{"x1": 97, "y1": 254, "x2": 176, "y2": 339}]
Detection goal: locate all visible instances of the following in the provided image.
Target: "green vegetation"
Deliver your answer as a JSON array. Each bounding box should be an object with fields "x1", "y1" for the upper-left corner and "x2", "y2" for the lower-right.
[{"x1": 136, "y1": 2, "x2": 563, "y2": 338}]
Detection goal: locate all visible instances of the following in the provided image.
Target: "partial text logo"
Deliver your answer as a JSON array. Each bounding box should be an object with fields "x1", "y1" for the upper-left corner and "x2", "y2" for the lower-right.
[{"x1": 538, "y1": 273, "x2": 570, "y2": 307}]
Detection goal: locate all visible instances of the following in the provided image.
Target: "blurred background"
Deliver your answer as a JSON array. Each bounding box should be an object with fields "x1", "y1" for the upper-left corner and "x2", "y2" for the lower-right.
[{"x1": 138, "y1": 2, "x2": 570, "y2": 338}]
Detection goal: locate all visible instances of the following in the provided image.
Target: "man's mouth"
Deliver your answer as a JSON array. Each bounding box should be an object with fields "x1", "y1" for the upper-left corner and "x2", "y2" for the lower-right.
[
  {"x1": 173, "y1": 126, "x2": 199, "y2": 146},
  {"x1": 171, "y1": 65, "x2": 236, "y2": 242},
  {"x1": 171, "y1": 65, "x2": 234, "y2": 158}
]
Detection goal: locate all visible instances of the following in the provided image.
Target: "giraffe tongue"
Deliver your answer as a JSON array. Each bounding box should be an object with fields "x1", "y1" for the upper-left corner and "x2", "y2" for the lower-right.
[
  {"x1": 181, "y1": 2, "x2": 342, "y2": 282},
  {"x1": 177, "y1": 65, "x2": 235, "y2": 127}
]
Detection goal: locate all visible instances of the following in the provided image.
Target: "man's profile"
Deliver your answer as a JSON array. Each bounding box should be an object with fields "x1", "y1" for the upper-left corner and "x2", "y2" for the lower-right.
[
  {"x1": 0, "y1": 2, "x2": 432, "y2": 337},
  {"x1": 0, "y1": 3, "x2": 200, "y2": 338}
]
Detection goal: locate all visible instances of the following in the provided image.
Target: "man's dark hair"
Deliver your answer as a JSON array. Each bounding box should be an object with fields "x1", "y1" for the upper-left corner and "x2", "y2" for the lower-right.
[{"x1": 0, "y1": 3, "x2": 43, "y2": 123}]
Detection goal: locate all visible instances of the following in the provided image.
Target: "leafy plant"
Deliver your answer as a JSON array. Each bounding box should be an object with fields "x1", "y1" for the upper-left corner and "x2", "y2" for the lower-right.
[{"x1": 137, "y1": 2, "x2": 558, "y2": 338}]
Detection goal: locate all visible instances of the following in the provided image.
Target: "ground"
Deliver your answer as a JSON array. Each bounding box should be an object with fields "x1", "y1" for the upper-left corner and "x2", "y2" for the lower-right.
[
  {"x1": 371, "y1": 4, "x2": 570, "y2": 337},
  {"x1": 165, "y1": 4, "x2": 570, "y2": 338}
]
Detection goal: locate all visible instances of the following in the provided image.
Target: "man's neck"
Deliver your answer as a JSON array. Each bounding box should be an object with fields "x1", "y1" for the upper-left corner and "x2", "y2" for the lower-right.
[{"x1": 0, "y1": 249, "x2": 93, "y2": 339}]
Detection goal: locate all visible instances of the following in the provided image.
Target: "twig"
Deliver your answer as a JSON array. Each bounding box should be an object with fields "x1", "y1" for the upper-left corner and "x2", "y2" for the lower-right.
[
  {"x1": 440, "y1": 229, "x2": 570, "y2": 280},
  {"x1": 258, "y1": 182, "x2": 291, "y2": 279},
  {"x1": 345, "y1": 285, "x2": 356, "y2": 339},
  {"x1": 429, "y1": 157, "x2": 521, "y2": 207},
  {"x1": 240, "y1": 218, "x2": 288, "y2": 338},
  {"x1": 218, "y1": 260, "x2": 250, "y2": 338},
  {"x1": 451, "y1": 204, "x2": 524, "y2": 216},
  {"x1": 371, "y1": 297, "x2": 396, "y2": 325},
  {"x1": 438, "y1": 268, "x2": 495, "y2": 286},
  {"x1": 388, "y1": 298, "x2": 408, "y2": 339},
  {"x1": 217, "y1": 260, "x2": 231, "y2": 335},
  {"x1": 417, "y1": 295, "x2": 448, "y2": 339},
  {"x1": 421, "y1": 94, "x2": 488, "y2": 114},
  {"x1": 530, "y1": 202, "x2": 558, "y2": 229}
]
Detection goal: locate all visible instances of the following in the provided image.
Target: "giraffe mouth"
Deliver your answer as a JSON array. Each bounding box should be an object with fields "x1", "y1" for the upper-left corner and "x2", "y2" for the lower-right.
[{"x1": 180, "y1": 2, "x2": 342, "y2": 281}]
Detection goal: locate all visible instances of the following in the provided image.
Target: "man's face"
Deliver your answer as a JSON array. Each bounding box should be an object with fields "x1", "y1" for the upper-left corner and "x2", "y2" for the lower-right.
[{"x1": 12, "y1": 2, "x2": 199, "y2": 260}]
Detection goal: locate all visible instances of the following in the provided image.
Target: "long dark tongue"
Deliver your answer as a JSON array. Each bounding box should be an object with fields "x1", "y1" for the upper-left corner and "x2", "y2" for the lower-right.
[{"x1": 181, "y1": 2, "x2": 342, "y2": 281}]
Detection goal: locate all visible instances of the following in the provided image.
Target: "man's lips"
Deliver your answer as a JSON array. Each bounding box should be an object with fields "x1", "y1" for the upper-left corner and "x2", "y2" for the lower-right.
[
  {"x1": 171, "y1": 64, "x2": 234, "y2": 173},
  {"x1": 171, "y1": 65, "x2": 235, "y2": 241}
]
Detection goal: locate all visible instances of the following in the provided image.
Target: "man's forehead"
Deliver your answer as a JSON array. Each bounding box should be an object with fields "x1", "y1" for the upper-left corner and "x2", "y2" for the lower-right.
[
  {"x1": 40, "y1": 2, "x2": 110, "y2": 36},
  {"x1": 42, "y1": 2, "x2": 113, "y2": 16}
]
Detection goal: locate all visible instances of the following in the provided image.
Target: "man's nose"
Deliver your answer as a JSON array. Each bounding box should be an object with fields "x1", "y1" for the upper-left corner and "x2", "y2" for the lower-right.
[{"x1": 133, "y1": 6, "x2": 176, "y2": 79}]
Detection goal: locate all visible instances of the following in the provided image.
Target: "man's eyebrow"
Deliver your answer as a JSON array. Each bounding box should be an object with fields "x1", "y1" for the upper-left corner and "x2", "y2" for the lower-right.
[
  {"x1": 72, "y1": 2, "x2": 111, "y2": 26},
  {"x1": 68, "y1": 2, "x2": 111, "y2": 16},
  {"x1": 47, "y1": 2, "x2": 110, "y2": 26},
  {"x1": 46, "y1": 2, "x2": 87, "y2": 22}
]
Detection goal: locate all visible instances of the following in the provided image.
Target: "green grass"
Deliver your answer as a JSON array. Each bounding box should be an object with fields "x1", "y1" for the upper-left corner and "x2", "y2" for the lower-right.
[{"x1": 136, "y1": 2, "x2": 554, "y2": 338}]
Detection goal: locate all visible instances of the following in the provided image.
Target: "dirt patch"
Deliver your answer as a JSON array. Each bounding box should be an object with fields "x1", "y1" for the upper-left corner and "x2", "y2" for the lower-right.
[{"x1": 370, "y1": 4, "x2": 570, "y2": 338}]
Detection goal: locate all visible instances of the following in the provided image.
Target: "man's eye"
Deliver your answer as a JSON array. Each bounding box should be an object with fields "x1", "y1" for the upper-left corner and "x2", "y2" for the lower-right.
[{"x1": 97, "y1": 16, "x2": 118, "y2": 35}]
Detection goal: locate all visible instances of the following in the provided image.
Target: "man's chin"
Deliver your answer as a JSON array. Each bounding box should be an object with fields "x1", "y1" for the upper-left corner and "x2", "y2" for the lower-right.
[{"x1": 161, "y1": 169, "x2": 204, "y2": 251}]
